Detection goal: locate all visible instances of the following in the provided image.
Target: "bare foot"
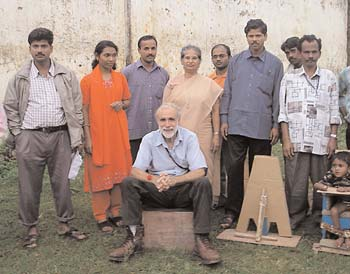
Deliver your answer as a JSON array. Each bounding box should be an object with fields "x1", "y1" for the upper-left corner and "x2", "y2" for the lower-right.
[
  {"x1": 336, "y1": 236, "x2": 345, "y2": 248},
  {"x1": 345, "y1": 238, "x2": 350, "y2": 249},
  {"x1": 28, "y1": 225, "x2": 39, "y2": 236}
]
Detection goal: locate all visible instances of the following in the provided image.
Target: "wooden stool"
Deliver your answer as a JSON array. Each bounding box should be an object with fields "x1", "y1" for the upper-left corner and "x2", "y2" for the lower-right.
[{"x1": 142, "y1": 208, "x2": 194, "y2": 251}]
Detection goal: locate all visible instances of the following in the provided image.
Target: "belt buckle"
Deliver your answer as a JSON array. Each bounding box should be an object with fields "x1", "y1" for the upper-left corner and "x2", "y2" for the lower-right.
[{"x1": 42, "y1": 127, "x2": 50, "y2": 133}]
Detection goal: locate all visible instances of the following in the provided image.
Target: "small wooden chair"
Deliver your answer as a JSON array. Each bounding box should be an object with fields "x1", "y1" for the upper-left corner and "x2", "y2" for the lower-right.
[{"x1": 319, "y1": 188, "x2": 350, "y2": 238}]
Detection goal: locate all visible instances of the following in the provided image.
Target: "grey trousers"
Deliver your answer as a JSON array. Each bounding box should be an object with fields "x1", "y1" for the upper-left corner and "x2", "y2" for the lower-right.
[
  {"x1": 15, "y1": 130, "x2": 74, "y2": 226},
  {"x1": 120, "y1": 176, "x2": 212, "y2": 234},
  {"x1": 284, "y1": 152, "x2": 328, "y2": 228}
]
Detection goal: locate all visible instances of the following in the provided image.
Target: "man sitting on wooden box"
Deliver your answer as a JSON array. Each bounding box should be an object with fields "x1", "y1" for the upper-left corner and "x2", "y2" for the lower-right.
[{"x1": 109, "y1": 103, "x2": 221, "y2": 265}]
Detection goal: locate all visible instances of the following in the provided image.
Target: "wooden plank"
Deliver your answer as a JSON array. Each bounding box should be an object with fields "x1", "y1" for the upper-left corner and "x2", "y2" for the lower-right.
[
  {"x1": 317, "y1": 187, "x2": 350, "y2": 196},
  {"x1": 313, "y1": 239, "x2": 350, "y2": 256},
  {"x1": 217, "y1": 229, "x2": 301, "y2": 248}
]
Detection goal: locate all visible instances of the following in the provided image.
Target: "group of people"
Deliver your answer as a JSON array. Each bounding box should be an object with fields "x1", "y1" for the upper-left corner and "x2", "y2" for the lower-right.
[{"x1": 3, "y1": 16, "x2": 350, "y2": 265}]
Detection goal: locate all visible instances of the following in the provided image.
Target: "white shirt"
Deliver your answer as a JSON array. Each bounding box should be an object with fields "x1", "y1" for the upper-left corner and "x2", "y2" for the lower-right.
[{"x1": 278, "y1": 66, "x2": 341, "y2": 155}]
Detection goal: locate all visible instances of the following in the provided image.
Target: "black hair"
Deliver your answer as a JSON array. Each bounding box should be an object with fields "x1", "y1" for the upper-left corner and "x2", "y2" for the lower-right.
[
  {"x1": 244, "y1": 19, "x2": 267, "y2": 35},
  {"x1": 332, "y1": 151, "x2": 350, "y2": 167},
  {"x1": 137, "y1": 35, "x2": 157, "y2": 49},
  {"x1": 211, "y1": 44, "x2": 231, "y2": 57},
  {"x1": 298, "y1": 34, "x2": 322, "y2": 51},
  {"x1": 281, "y1": 37, "x2": 300, "y2": 52},
  {"x1": 91, "y1": 40, "x2": 118, "y2": 70},
  {"x1": 28, "y1": 28, "x2": 54, "y2": 45}
]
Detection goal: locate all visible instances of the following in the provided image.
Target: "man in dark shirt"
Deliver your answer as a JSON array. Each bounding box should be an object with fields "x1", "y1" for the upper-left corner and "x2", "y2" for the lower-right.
[{"x1": 220, "y1": 19, "x2": 284, "y2": 228}]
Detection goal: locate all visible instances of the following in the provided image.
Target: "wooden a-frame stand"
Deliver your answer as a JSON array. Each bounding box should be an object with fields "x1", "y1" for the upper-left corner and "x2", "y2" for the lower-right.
[{"x1": 217, "y1": 156, "x2": 301, "y2": 247}]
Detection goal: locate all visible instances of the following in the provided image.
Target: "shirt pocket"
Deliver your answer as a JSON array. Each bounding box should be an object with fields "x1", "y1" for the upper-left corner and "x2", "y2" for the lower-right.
[{"x1": 257, "y1": 73, "x2": 274, "y2": 96}]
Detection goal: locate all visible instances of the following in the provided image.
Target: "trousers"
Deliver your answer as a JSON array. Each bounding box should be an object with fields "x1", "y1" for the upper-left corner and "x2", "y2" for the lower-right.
[
  {"x1": 120, "y1": 176, "x2": 212, "y2": 234},
  {"x1": 16, "y1": 129, "x2": 74, "y2": 226},
  {"x1": 224, "y1": 134, "x2": 271, "y2": 216},
  {"x1": 284, "y1": 152, "x2": 327, "y2": 228}
]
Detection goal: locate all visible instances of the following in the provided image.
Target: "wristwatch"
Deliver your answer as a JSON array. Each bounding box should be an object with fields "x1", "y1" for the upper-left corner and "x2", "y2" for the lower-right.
[{"x1": 330, "y1": 134, "x2": 337, "y2": 139}]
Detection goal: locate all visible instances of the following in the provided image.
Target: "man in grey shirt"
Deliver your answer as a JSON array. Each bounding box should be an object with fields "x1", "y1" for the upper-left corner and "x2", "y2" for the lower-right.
[
  {"x1": 122, "y1": 35, "x2": 169, "y2": 162},
  {"x1": 220, "y1": 19, "x2": 284, "y2": 228}
]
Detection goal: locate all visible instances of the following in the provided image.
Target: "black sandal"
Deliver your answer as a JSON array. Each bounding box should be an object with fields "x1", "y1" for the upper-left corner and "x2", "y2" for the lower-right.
[
  {"x1": 59, "y1": 227, "x2": 87, "y2": 240},
  {"x1": 97, "y1": 221, "x2": 114, "y2": 233},
  {"x1": 109, "y1": 216, "x2": 123, "y2": 227}
]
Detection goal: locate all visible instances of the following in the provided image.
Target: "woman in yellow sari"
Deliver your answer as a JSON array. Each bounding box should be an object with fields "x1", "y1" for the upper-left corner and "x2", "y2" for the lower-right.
[{"x1": 163, "y1": 45, "x2": 222, "y2": 207}]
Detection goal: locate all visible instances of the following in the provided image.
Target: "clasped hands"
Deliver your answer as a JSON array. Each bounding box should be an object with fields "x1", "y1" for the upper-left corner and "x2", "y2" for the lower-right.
[
  {"x1": 110, "y1": 101, "x2": 123, "y2": 112},
  {"x1": 154, "y1": 173, "x2": 177, "y2": 192}
]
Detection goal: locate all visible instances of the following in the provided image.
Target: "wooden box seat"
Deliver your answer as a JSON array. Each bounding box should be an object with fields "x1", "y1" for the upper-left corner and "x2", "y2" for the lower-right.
[{"x1": 142, "y1": 208, "x2": 194, "y2": 251}]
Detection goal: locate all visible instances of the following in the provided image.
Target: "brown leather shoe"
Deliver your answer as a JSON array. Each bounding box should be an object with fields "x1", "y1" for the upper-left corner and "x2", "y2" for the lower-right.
[
  {"x1": 109, "y1": 225, "x2": 144, "y2": 262},
  {"x1": 193, "y1": 234, "x2": 221, "y2": 265}
]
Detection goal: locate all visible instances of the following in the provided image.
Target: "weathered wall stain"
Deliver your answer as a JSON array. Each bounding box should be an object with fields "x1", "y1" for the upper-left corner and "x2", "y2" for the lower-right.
[{"x1": 0, "y1": 0, "x2": 347, "y2": 100}]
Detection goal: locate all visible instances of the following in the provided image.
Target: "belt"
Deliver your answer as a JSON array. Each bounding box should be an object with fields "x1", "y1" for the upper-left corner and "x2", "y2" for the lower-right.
[{"x1": 29, "y1": 124, "x2": 68, "y2": 133}]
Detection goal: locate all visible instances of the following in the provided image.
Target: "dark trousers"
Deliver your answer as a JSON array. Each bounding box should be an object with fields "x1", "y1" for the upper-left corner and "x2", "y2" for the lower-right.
[
  {"x1": 130, "y1": 138, "x2": 142, "y2": 163},
  {"x1": 284, "y1": 152, "x2": 327, "y2": 228},
  {"x1": 220, "y1": 139, "x2": 228, "y2": 197},
  {"x1": 120, "y1": 176, "x2": 212, "y2": 234},
  {"x1": 225, "y1": 135, "x2": 271, "y2": 216},
  {"x1": 16, "y1": 130, "x2": 74, "y2": 226}
]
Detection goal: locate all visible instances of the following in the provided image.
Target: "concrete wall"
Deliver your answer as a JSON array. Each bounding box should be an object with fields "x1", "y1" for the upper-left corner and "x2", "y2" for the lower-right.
[{"x1": 0, "y1": 0, "x2": 347, "y2": 100}]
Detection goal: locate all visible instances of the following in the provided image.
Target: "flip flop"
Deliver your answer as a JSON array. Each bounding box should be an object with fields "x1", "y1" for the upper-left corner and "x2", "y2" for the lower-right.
[
  {"x1": 58, "y1": 227, "x2": 87, "y2": 241},
  {"x1": 23, "y1": 234, "x2": 39, "y2": 248}
]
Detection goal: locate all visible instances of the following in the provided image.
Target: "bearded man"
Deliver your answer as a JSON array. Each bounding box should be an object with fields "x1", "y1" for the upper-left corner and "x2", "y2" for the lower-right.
[{"x1": 109, "y1": 103, "x2": 221, "y2": 265}]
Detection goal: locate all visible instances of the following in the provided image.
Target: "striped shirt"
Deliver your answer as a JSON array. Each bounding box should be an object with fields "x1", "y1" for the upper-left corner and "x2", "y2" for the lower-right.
[{"x1": 22, "y1": 61, "x2": 66, "y2": 129}]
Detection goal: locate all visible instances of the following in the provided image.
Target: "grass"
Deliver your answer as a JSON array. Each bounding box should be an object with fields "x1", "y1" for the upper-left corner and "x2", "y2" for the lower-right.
[{"x1": 0, "y1": 125, "x2": 349, "y2": 274}]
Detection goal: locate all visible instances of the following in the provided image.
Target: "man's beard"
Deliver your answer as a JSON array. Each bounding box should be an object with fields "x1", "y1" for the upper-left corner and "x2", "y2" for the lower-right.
[{"x1": 160, "y1": 126, "x2": 178, "y2": 139}]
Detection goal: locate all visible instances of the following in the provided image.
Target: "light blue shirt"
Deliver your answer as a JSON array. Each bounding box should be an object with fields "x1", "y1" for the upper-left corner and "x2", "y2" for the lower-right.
[{"x1": 133, "y1": 127, "x2": 207, "y2": 176}]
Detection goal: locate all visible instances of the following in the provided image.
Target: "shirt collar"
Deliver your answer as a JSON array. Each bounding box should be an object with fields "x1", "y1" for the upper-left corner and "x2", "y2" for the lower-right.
[
  {"x1": 154, "y1": 127, "x2": 184, "y2": 148},
  {"x1": 136, "y1": 59, "x2": 159, "y2": 72},
  {"x1": 299, "y1": 66, "x2": 321, "y2": 78},
  {"x1": 30, "y1": 59, "x2": 55, "y2": 78},
  {"x1": 245, "y1": 49, "x2": 266, "y2": 62},
  {"x1": 209, "y1": 70, "x2": 227, "y2": 79}
]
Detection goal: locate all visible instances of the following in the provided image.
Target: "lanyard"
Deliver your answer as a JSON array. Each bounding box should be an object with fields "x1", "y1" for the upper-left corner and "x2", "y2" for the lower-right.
[{"x1": 304, "y1": 74, "x2": 320, "y2": 94}]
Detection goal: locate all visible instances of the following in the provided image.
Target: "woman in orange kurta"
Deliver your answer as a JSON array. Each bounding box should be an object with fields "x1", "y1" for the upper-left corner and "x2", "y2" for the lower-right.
[{"x1": 81, "y1": 41, "x2": 132, "y2": 233}]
